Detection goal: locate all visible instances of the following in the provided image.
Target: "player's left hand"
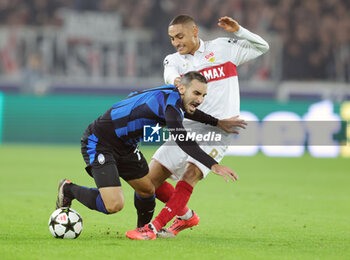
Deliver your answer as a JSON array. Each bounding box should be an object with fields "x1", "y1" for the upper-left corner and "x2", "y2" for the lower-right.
[
  {"x1": 217, "y1": 116, "x2": 247, "y2": 134},
  {"x1": 174, "y1": 77, "x2": 181, "y2": 87},
  {"x1": 211, "y1": 164, "x2": 239, "y2": 183},
  {"x1": 218, "y1": 16, "x2": 240, "y2": 32}
]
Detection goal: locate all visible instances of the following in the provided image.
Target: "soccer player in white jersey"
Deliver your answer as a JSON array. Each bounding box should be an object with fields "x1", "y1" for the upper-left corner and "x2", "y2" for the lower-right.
[{"x1": 126, "y1": 15, "x2": 269, "y2": 240}]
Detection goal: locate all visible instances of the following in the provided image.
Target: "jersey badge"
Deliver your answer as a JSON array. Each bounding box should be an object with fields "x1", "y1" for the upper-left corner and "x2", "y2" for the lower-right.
[
  {"x1": 98, "y1": 154, "x2": 105, "y2": 165},
  {"x1": 228, "y1": 38, "x2": 238, "y2": 44},
  {"x1": 205, "y1": 52, "x2": 215, "y2": 62}
]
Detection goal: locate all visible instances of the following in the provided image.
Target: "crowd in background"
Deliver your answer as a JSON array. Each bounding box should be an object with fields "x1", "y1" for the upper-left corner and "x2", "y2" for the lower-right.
[{"x1": 0, "y1": 0, "x2": 349, "y2": 82}]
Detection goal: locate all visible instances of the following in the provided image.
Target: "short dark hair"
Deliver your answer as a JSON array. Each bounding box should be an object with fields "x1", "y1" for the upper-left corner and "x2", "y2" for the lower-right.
[
  {"x1": 169, "y1": 15, "x2": 195, "y2": 27},
  {"x1": 180, "y1": 71, "x2": 207, "y2": 87}
]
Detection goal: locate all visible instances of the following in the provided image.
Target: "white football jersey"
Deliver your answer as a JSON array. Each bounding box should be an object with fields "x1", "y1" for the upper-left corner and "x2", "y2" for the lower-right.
[{"x1": 163, "y1": 26, "x2": 269, "y2": 119}]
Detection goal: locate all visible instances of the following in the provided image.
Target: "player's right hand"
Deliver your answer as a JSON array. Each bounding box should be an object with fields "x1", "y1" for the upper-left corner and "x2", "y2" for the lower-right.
[
  {"x1": 218, "y1": 16, "x2": 240, "y2": 33},
  {"x1": 211, "y1": 164, "x2": 238, "y2": 183}
]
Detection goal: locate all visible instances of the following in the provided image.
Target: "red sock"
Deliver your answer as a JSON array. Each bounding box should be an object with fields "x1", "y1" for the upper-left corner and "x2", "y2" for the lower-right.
[
  {"x1": 155, "y1": 181, "x2": 174, "y2": 203},
  {"x1": 156, "y1": 181, "x2": 190, "y2": 216},
  {"x1": 152, "y1": 181, "x2": 193, "y2": 231},
  {"x1": 177, "y1": 204, "x2": 190, "y2": 217}
]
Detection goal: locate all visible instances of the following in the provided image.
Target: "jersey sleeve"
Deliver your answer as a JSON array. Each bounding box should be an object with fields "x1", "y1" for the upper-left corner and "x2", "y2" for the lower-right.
[
  {"x1": 163, "y1": 54, "x2": 180, "y2": 85},
  {"x1": 165, "y1": 106, "x2": 218, "y2": 169},
  {"x1": 184, "y1": 109, "x2": 218, "y2": 126},
  {"x1": 224, "y1": 26, "x2": 269, "y2": 66},
  {"x1": 164, "y1": 91, "x2": 184, "y2": 120}
]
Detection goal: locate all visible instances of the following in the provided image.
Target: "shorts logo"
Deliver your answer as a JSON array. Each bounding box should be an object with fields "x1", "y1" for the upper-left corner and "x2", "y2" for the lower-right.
[
  {"x1": 143, "y1": 123, "x2": 162, "y2": 142},
  {"x1": 98, "y1": 154, "x2": 105, "y2": 165}
]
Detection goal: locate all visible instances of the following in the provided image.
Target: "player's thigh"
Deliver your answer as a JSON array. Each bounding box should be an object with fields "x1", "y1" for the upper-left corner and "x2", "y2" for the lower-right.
[
  {"x1": 90, "y1": 162, "x2": 124, "y2": 212},
  {"x1": 152, "y1": 143, "x2": 188, "y2": 181},
  {"x1": 81, "y1": 131, "x2": 124, "y2": 212},
  {"x1": 117, "y1": 148, "x2": 153, "y2": 197},
  {"x1": 148, "y1": 159, "x2": 173, "y2": 189},
  {"x1": 81, "y1": 133, "x2": 122, "y2": 189},
  {"x1": 127, "y1": 174, "x2": 155, "y2": 198},
  {"x1": 181, "y1": 162, "x2": 204, "y2": 187},
  {"x1": 127, "y1": 159, "x2": 173, "y2": 196}
]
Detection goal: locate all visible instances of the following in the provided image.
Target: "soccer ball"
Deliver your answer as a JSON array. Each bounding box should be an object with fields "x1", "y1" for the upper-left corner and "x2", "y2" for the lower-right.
[{"x1": 48, "y1": 207, "x2": 83, "y2": 239}]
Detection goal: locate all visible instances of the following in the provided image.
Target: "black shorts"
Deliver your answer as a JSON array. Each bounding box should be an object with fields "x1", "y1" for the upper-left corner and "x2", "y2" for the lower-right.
[{"x1": 81, "y1": 128, "x2": 149, "y2": 188}]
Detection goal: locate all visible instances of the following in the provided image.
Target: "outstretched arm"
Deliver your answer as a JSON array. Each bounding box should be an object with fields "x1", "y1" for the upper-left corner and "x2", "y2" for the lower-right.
[
  {"x1": 165, "y1": 106, "x2": 238, "y2": 182},
  {"x1": 184, "y1": 109, "x2": 218, "y2": 126},
  {"x1": 166, "y1": 106, "x2": 218, "y2": 170},
  {"x1": 218, "y1": 16, "x2": 269, "y2": 65}
]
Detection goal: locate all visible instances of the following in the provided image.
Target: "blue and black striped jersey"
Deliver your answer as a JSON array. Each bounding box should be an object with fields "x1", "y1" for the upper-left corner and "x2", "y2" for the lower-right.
[
  {"x1": 88, "y1": 84, "x2": 220, "y2": 169},
  {"x1": 91, "y1": 85, "x2": 184, "y2": 146}
]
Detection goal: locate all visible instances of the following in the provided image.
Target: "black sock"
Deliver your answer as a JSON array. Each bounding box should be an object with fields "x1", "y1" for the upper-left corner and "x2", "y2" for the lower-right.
[
  {"x1": 65, "y1": 183, "x2": 108, "y2": 214},
  {"x1": 134, "y1": 192, "x2": 156, "y2": 227}
]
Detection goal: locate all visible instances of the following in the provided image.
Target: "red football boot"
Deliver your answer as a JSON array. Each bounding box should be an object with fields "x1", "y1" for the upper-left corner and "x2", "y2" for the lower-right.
[
  {"x1": 125, "y1": 224, "x2": 157, "y2": 240},
  {"x1": 166, "y1": 210, "x2": 200, "y2": 236}
]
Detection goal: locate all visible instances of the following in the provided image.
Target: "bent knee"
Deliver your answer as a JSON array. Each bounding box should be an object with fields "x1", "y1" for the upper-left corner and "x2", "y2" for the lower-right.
[
  {"x1": 135, "y1": 186, "x2": 155, "y2": 198},
  {"x1": 106, "y1": 201, "x2": 124, "y2": 214}
]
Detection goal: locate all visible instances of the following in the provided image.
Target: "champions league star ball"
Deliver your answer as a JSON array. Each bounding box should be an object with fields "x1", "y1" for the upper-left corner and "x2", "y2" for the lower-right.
[{"x1": 48, "y1": 207, "x2": 83, "y2": 239}]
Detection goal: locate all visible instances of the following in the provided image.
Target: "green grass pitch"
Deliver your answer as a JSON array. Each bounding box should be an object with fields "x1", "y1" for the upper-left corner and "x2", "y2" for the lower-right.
[{"x1": 0, "y1": 144, "x2": 349, "y2": 260}]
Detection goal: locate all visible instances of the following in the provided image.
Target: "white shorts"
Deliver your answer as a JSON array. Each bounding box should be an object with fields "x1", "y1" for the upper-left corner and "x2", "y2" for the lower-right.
[{"x1": 152, "y1": 121, "x2": 229, "y2": 181}]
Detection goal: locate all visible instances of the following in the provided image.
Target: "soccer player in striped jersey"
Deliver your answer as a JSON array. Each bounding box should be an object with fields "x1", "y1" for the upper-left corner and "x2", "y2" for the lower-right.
[
  {"x1": 126, "y1": 15, "x2": 268, "y2": 240},
  {"x1": 56, "y1": 71, "x2": 245, "y2": 224}
]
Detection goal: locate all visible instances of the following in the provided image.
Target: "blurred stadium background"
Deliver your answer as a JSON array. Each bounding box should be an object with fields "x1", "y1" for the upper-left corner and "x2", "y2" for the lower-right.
[{"x1": 0, "y1": 0, "x2": 349, "y2": 156}]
